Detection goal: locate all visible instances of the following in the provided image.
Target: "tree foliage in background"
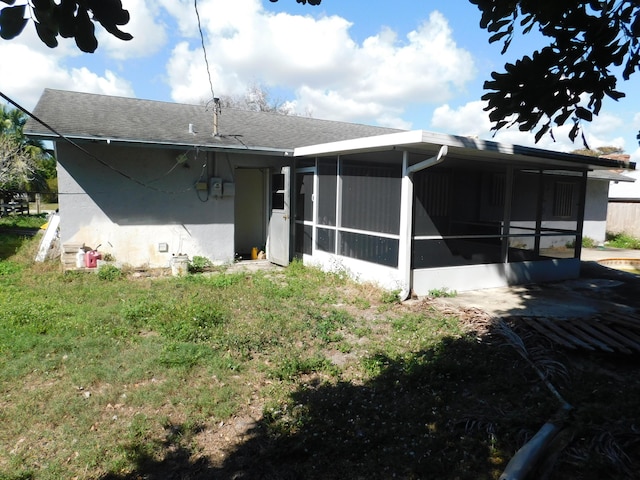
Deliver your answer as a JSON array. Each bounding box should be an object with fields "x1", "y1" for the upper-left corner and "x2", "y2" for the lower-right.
[
  {"x1": 0, "y1": 104, "x2": 55, "y2": 200},
  {"x1": 571, "y1": 145, "x2": 625, "y2": 157},
  {"x1": 0, "y1": 0, "x2": 132, "y2": 53},
  {"x1": 469, "y1": 0, "x2": 640, "y2": 146},
  {"x1": 217, "y1": 83, "x2": 297, "y2": 116}
]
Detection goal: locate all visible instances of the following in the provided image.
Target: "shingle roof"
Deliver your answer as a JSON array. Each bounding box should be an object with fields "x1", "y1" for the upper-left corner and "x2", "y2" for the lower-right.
[{"x1": 24, "y1": 89, "x2": 401, "y2": 153}]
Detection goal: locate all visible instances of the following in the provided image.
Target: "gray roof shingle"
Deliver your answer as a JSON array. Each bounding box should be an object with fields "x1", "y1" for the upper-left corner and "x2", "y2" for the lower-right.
[{"x1": 24, "y1": 89, "x2": 401, "y2": 152}]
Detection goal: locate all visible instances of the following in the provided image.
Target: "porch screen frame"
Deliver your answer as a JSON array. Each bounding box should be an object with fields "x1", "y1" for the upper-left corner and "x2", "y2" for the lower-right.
[
  {"x1": 411, "y1": 162, "x2": 588, "y2": 269},
  {"x1": 305, "y1": 155, "x2": 403, "y2": 268}
]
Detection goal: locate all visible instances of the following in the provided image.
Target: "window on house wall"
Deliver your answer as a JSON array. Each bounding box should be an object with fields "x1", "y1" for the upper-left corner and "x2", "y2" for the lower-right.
[
  {"x1": 271, "y1": 173, "x2": 285, "y2": 210},
  {"x1": 553, "y1": 181, "x2": 575, "y2": 217}
]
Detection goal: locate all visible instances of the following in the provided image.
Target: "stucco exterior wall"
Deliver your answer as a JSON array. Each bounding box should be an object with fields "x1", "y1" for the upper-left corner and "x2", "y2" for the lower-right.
[
  {"x1": 56, "y1": 143, "x2": 240, "y2": 268},
  {"x1": 606, "y1": 170, "x2": 640, "y2": 237},
  {"x1": 583, "y1": 178, "x2": 610, "y2": 244},
  {"x1": 608, "y1": 170, "x2": 640, "y2": 198}
]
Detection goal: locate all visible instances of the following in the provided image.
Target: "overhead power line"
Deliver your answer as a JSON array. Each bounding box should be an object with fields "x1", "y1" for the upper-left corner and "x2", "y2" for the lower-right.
[
  {"x1": 194, "y1": 0, "x2": 216, "y2": 106},
  {"x1": 0, "y1": 90, "x2": 197, "y2": 194}
]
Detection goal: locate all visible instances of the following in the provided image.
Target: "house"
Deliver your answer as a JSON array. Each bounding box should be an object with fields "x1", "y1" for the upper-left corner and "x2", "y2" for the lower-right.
[
  {"x1": 24, "y1": 89, "x2": 635, "y2": 295},
  {"x1": 584, "y1": 168, "x2": 635, "y2": 244},
  {"x1": 605, "y1": 155, "x2": 640, "y2": 238}
]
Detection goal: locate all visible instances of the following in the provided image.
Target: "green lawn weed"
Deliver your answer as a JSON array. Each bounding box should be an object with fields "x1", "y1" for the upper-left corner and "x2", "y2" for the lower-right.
[{"x1": 1, "y1": 233, "x2": 639, "y2": 479}]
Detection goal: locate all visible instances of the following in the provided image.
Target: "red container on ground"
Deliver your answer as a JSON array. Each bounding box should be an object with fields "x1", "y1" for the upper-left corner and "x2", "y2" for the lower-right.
[{"x1": 85, "y1": 250, "x2": 102, "y2": 268}]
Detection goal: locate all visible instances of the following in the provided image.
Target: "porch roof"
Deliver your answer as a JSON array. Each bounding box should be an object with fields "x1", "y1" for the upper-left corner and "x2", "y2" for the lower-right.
[{"x1": 294, "y1": 129, "x2": 637, "y2": 172}]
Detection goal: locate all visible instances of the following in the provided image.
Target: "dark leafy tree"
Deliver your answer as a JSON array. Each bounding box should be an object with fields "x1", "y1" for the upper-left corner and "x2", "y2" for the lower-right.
[
  {"x1": 469, "y1": 0, "x2": 640, "y2": 146},
  {"x1": 0, "y1": 104, "x2": 54, "y2": 200},
  {"x1": 0, "y1": 0, "x2": 132, "y2": 53}
]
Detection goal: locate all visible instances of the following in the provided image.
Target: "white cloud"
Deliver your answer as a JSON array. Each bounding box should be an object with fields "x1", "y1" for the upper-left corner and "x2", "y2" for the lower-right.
[
  {"x1": 66, "y1": 68, "x2": 135, "y2": 97},
  {"x1": 430, "y1": 99, "x2": 639, "y2": 156},
  {"x1": 166, "y1": 41, "x2": 224, "y2": 104},
  {"x1": 99, "y1": 0, "x2": 168, "y2": 60},
  {"x1": 163, "y1": 2, "x2": 476, "y2": 126},
  {"x1": 431, "y1": 101, "x2": 491, "y2": 136},
  {"x1": 0, "y1": 40, "x2": 133, "y2": 110}
]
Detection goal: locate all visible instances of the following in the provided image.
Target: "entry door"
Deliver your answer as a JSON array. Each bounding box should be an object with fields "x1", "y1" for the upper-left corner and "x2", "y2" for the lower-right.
[{"x1": 267, "y1": 166, "x2": 291, "y2": 266}]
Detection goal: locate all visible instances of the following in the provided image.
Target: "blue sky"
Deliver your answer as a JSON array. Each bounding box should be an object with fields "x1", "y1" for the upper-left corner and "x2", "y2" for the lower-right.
[{"x1": 1, "y1": 0, "x2": 639, "y2": 162}]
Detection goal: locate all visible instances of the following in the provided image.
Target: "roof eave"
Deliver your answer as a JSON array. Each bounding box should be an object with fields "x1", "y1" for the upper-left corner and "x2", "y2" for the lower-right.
[
  {"x1": 24, "y1": 131, "x2": 293, "y2": 157},
  {"x1": 294, "y1": 129, "x2": 637, "y2": 171}
]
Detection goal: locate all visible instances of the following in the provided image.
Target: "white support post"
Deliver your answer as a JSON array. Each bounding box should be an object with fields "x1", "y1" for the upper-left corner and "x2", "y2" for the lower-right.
[
  {"x1": 398, "y1": 146, "x2": 448, "y2": 300},
  {"x1": 398, "y1": 151, "x2": 414, "y2": 300}
]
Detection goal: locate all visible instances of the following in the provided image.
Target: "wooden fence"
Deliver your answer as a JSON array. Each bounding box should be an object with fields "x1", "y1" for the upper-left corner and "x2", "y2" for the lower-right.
[
  {"x1": 607, "y1": 200, "x2": 640, "y2": 237},
  {"x1": 0, "y1": 198, "x2": 29, "y2": 216}
]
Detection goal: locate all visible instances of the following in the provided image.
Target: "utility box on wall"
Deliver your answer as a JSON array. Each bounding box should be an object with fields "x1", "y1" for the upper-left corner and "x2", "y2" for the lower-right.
[{"x1": 209, "y1": 177, "x2": 222, "y2": 197}]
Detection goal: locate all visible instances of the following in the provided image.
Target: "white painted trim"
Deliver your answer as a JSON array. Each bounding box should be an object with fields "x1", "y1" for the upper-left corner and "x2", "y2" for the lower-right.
[
  {"x1": 294, "y1": 130, "x2": 425, "y2": 157},
  {"x1": 294, "y1": 130, "x2": 633, "y2": 171}
]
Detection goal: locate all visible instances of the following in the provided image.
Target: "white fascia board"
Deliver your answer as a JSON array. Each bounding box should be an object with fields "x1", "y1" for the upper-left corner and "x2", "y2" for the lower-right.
[
  {"x1": 295, "y1": 128, "x2": 634, "y2": 171},
  {"x1": 294, "y1": 130, "x2": 426, "y2": 157},
  {"x1": 293, "y1": 129, "x2": 513, "y2": 158}
]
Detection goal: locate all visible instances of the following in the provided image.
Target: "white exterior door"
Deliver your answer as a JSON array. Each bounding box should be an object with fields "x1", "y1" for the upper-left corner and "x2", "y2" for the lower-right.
[{"x1": 267, "y1": 166, "x2": 291, "y2": 266}]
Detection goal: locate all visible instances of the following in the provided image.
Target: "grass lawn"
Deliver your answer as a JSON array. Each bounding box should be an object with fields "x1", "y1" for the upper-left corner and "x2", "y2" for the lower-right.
[{"x1": 1, "y1": 227, "x2": 639, "y2": 479}]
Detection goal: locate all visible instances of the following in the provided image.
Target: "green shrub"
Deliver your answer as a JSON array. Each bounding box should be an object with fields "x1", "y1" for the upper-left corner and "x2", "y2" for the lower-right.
[
  {"x1": 605, "y1": 232, "x2": 640, "y2": 249},
  {"x1": 380, "y1": 289, "x2": 401, "y2": 304},
  {"x1": 581, "y1": 236, "x2": 596, "y2": 248},
  {"x1": 97, "y1": 264, "x2": 122, "y2": 281},
  {"x1": 188, "y1": 255, "x2": 213, "y2": 273},
  {"x1": 428, "y1": 287, "x2": 457, "y2": 298}
]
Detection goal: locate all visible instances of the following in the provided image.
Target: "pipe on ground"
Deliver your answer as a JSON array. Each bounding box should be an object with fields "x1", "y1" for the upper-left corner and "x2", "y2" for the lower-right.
[{"x1": 499, "y1": 406, "x2": 572, "y2": 480}]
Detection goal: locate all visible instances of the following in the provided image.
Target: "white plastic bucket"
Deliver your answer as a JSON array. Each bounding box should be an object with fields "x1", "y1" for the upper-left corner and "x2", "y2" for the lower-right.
[{"x1": 171, "y1": 255, "x2": 189, "y2": 276}]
